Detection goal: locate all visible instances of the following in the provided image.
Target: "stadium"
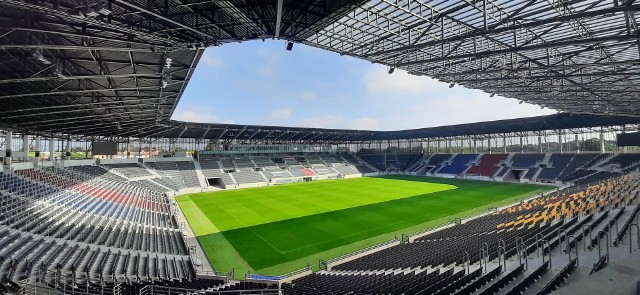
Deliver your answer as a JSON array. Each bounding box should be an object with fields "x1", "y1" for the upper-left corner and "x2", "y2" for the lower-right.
[{"x1": 1, "y1": 0, "x2": 640, "y2": 294}]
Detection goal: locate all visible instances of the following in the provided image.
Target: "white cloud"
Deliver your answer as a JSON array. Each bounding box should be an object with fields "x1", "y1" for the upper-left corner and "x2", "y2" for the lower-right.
[
  {"x1": 364, "y1": 67, "x2": 447, "y2": 94},
  {"x1": 386, "y1": 93, "x2": 557, "y2": 130},
  {"x1": 172, "y1": 110, "x2": 219, "y2": 123},
  {"x1": 269, "y1": 108, "x2": 292, "y2": 120},
  {"x1": 201, "y1": 52, "x2": 224, "y2": 68},
  {"x1": 350, "y1": 118, "x2": 379, "y2": 130}
]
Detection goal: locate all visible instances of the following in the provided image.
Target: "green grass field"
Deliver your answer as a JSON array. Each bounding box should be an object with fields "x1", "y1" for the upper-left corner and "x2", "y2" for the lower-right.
[{"x1": 177, "y1": 175, "x2": 547, "y2": 277}]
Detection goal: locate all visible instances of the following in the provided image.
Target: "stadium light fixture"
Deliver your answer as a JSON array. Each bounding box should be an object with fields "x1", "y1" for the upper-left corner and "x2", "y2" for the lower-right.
[
  {"x1": 32, "y1": 49, "x2": 52, "y2": 65},
  {"x1": 449, "y1": 82, "x2": 455, "y2": 88},
  {"x1": 388, "y1": 67, "x2": 395, "y2": 74},
  {"x1": 519, "y1": 101, "x2": 523, "y2": 104},
  {"x1": 490, "y1": 93, "x2": 495, "y2": 97}
]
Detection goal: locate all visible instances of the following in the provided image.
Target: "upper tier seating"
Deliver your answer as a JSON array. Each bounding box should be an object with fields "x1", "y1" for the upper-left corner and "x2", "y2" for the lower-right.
[
  {"x1": 312, "y1": 166, "x2": 338, "y2": 175},
  {"x1": 331, "y1": 165, "x2": 361, "y2": 176},
  {"x1": 233, "y1": 158, "x2": 256, "y2": 171},
  {"x1": 437, "y1": 154, "x2": 478, "y2": 175},
  {"x1": 358, "y1": 154, "x2": 385, "y2": 171},
  {"x1": 289, "y1": 166, "x2": 317, "y2": 177},
  {"x1": 466, "y1": 154, "x2": 508, "y2": 177},
  {"x1": 602, "y1": 153, "x2": 640, "y2": 169},
  {"x1": 199, "y1": 159, "x2": 222, "y2": 178},
  {"x1": 537, "y1": 154, "x2": 574, "y2": 181},
  {"x1": 145, "y1": 162, "x2": 185, "y2": 190},
  {"x1": 556, "y1": 154, "x2": 599, "y2": 180},
  {"x1": 510, "y1": 153, "x2": 545, "y2": 168},
  {"x1": 176, "y1": 161, "x2": 201, "y2": 187},
  {"x1": 103, "y1": 163, "x2": 152, "y2": 179},
  {"x1": 393, "y1": 154, "x2": 424, "y2": 171},
  {"x1": 231, "y1": 171, "x2": 266, "y2": 184},
  {"x1": 219, "y1": 159, "x2": 235, "y2": 171}
]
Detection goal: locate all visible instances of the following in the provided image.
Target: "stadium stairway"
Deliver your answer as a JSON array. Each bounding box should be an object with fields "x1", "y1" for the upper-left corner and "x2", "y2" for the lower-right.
[
  {"x1": 353, "y1": 155, "x2": 381, "y2": 173},
  {"x1": 405, "y1": 155, "x2": 427, "y2": 173},
  {"x1": 191, "y1": 161, "x2": 208, "y2": 189},
  {"x1": 139, "y1": 163, "x2": 163, "y2": 179}
]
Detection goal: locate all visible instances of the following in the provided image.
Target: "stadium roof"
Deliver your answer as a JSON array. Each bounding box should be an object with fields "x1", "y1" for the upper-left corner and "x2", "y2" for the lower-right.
[
  {"x1": 152, "y1": 113, "x2": 640, "y2": 142},
  {"x1": 1, "y1": 0, "x2": 640, "y2": 140}
]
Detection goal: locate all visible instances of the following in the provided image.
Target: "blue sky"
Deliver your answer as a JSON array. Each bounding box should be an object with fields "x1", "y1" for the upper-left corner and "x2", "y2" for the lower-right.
[{"x1": 172, "y1": 40, "x2": 556, "y2": 131}]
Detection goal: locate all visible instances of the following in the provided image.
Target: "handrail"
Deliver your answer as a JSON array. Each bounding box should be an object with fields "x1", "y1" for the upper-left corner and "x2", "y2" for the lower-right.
[
  {"x1": 246, "y1": 264, "x2": 311, "y2": 281},
  {"x1": 568, "y1": 235, "x2": 579, "y2": 266},
  {"x1": 582, "y1": 224, "x2": 591, "y2": 252},
  {"x1": 629, "y1": 223, "x2": 639, "y2": 253},
  {"x1": 541, "y1": 239, "x2": 552, "y2": 269},
  {"x1": 324, "y1": 237, "x2": 399, "y2": 264},
  {"x1": 609, "y1": 219, "x2": 619, "y2": 247},
  {"x1": 598, "y1": 230, "x2": 610, "y2": 261}
]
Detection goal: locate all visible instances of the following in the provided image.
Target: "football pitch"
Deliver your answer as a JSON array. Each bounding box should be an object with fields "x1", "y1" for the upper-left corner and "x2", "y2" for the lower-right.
[{"x1": 176, "y1": 175, "x2": 547, "y2": 277}]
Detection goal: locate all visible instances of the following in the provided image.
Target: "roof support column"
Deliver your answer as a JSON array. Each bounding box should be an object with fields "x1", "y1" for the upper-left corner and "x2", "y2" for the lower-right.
[
  {"x1": 558, "y1": 133, "x2": 563, "y2": 154},
  {"x1": 4, "y1": 129, "x2": 12, "y2": 166},
  {"x1": 575, "y1": 134, "x2": 580, "y2": 154},
  {"x1": 34, "y1": 136, "x2": 41, "y2": 167},
  {"x1": 519, "y1": 137, "x2": 524, "y2": 154},
  {"x1": 538, "y1": 136, "x2": 543, "y2": 154},
  {"x1": 275, "y1": 0, "x2": 284, "y2": 38},
  {"x1": 487, "y1": 137, "x2": 492, "y2": 154},
  {"x1": 23, "y1": 132, "x2": 29, "y2": 161},
  {"x1": 65, "y1": 138, "x2": 71, "y2": 160},
  {"x1": 473, "y1": 138, "x2": 478, "y2": 154},
  {"x1": 503, "y1": 135, "x2": 507, "y2": 153},
  {"x1": 600, "y1": 131, "x2": 605, "y2": 153},
  {"x1": 49, "y1": 137, "x2": 55, "y2": 161}
]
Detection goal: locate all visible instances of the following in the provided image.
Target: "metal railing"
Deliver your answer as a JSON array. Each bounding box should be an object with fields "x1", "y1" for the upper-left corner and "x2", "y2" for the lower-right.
[
  {"x1": 322, "y1": 236, "x2": 400, "y2": 267},
  {"x1": 139, "y1": 285, "x2": 281, "y2": 295}
]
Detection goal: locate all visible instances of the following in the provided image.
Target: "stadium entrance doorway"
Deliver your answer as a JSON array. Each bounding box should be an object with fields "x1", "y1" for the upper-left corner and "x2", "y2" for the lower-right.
[
  {"x1": 303, "y1": 177, "x2": 313, "y2": 182},
  {"x1": 503, "y1": 169, "x2": 527, "y2": 181},
  {"x1": 207, "y1": 178, "x2": 224, "y2": 188}
]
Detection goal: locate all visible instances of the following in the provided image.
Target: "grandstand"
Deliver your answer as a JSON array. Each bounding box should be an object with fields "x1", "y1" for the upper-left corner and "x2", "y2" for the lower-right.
[{"x1": 2, "y1": 0, "x2": 640, "y2": 294}]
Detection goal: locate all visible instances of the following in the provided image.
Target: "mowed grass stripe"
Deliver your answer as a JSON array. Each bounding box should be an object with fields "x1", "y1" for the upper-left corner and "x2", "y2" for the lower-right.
[
  {"x1": 219, "y1": 177, "x2": 544, "y2": 269},
  {"x1": 178, "y1": 176, "x2": 547, "y2": 275},
  {"x1": 178, "y1": 177, "x2": 456, "y2": 234}
]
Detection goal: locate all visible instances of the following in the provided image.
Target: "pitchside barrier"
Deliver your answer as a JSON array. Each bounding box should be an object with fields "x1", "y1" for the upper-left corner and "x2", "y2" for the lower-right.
[
  {"x1": 138, "y1": 285, "x2": 281, "y2": 295},
  {"x1": 245, "y1": 264, "x2": 312, "y2": 288},
  {"x1": 320, "y1": 237, "x2": 401, "y2": 271}
]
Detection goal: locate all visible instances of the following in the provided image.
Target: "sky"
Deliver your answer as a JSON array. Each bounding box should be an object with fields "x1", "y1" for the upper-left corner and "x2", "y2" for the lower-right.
[{"x1": 171, "y1": 40, "x2": 556, "y2": 131}]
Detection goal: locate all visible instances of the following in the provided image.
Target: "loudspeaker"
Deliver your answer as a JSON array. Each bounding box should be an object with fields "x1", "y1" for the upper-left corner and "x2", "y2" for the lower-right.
[
  {"x1": 5, "y1": 150, "x2": 11, "y2": 157},
  {"x1": 34, "y1": 151, "x2": 40, "y2": 157},
  {"x1": 286, "y1": 42, "x2": 293, "y2": 51}
]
